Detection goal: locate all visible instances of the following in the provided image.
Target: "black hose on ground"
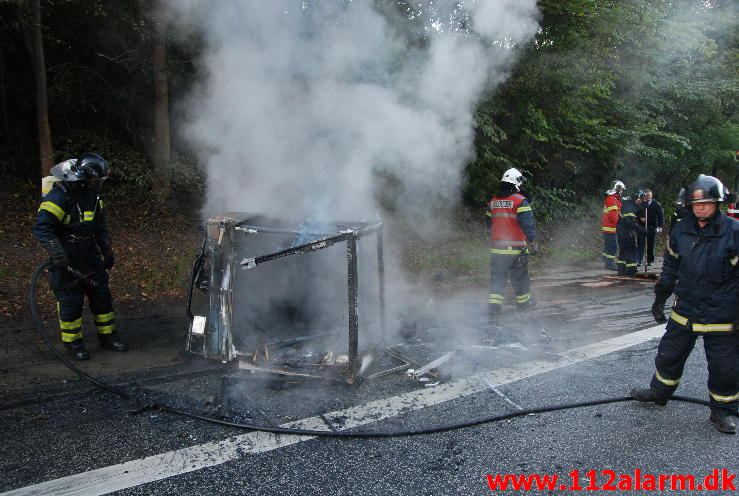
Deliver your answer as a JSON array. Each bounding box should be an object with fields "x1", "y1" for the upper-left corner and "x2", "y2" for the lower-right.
[{"x1": 29, "y1": 262, "x2": 737, "y2": 438}]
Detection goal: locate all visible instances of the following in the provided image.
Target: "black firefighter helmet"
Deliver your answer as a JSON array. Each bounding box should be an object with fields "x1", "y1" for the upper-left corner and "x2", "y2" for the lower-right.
[
  {"x1": 684, "y1": 174, "x2": 729, "y2": 205},
  {"x1": 50, "y1": 153, "x2": 110, "y2": 194}
]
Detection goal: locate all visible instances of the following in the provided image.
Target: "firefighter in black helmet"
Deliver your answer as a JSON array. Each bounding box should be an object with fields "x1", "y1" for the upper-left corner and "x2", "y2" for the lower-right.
[
  {"x1": 632, "y1": 174, "x2": 739, "y2": 434},
  {"x1": 615, "y1": 189, "x2": 646, "y2": 276},
  {"x1": 33, "y1": 153, "x2": 128, "y2": 360}
]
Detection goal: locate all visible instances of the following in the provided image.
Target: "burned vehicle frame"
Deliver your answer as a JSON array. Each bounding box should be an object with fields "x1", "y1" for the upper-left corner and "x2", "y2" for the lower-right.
[{"x1": 186, "y1": 214, "x2": 386, "y2": 384}]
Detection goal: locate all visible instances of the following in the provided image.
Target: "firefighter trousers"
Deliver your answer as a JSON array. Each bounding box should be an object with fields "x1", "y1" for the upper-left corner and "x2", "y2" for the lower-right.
[
  {"x1": 49, "y1": 267, "x2": 116, "y2": 344},
  {"x1": 489, "y1": 253, "x2": 532, "y2": 310},
  {"x1": 602, "y1": 232, "x2": 618, "y2": 268},
  {"x1": 650, "y1": 319, "x2": 739, "y2": 414},
  {"x1": 616, "y1": 231, "x2": 637, "y2": 275}
]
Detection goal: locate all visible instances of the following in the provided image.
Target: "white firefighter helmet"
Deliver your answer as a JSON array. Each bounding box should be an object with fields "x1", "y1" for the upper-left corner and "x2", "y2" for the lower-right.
[
  {"x1": 606, "y1": 180, "x2": 625, "y2": 195},
  {"x1": 501, "y1": 168, "x2": 525, "y2": 190}
]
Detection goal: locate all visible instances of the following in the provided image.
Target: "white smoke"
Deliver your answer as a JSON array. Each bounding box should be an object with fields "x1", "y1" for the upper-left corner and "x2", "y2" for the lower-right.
[{"x1": 166, "y1": 0, "x2": 540, "y2": 226}]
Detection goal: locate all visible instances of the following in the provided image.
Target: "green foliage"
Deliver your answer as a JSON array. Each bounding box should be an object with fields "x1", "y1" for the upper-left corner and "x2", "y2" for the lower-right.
[{"x1": 464, "y1": 0, "x2": 738, "y2": 214}]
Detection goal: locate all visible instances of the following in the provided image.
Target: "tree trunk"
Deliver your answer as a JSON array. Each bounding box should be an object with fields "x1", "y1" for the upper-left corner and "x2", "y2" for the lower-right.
[
  {"x1": 151, "y1": 9, "x2": 171, "y2": 198},
  {"x1": 29, "y1": 0, "x2": 54, "y2": 177}
]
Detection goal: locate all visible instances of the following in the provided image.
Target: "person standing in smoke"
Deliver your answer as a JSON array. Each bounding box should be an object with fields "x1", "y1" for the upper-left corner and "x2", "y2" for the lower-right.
[
  {"x1": 33, "y1": 153, "x2": 128, "y2": 360},
  {"x1": 632, "y1": 174, "x2": 739, "y2": 434},
  {"x1": 486, "y1": 168, "x2": 538, "y2": 319},
  {"x1": 615, "y1": 189, "x2": 646, "y2": 276},
  {"x1": 601, "y1": 180, "x2": 625, "y2": 271}
]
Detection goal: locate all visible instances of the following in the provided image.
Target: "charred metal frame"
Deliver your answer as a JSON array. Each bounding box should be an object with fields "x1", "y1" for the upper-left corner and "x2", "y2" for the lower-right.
[{"x1": 186, "y1": 214, "x2": 385, "y2": 383}]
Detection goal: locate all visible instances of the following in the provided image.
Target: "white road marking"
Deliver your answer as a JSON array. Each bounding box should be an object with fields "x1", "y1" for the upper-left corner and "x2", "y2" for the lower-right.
[{"x1": 2, "y1": 325, "x2": 666, "y2": 496}]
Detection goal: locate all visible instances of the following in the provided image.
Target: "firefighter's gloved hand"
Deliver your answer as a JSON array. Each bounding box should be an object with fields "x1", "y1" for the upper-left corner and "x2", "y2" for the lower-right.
[
  {"x1": 651, "y1": 300, "x2": 667, "y2": 324},
  {"x1": 651, "y1": 282, "x2": 674, "y2": 324},
  {"x1": 528, "y1": 243, "x2": 540, "y2": 256},
  {"x1": 42, "y1": 238, "x2": 69, "y2": 271},
  {"x1": 102, "y1": 250, "x2": 115, "y2": 270}
]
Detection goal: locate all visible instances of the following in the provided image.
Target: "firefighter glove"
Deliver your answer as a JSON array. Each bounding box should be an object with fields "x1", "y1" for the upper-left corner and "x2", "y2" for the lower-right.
[
  {"x1": 651, "y1": 300, "x2": 667, "y2": 324},
  {"x1": 103, "y1": 250, "x2": 115, "y2": 270},
  {"x1": 651, "y1": 282, "x2": 674, "y2": 324},
  {"x1": 42, "y1": 238, "x2": 69, "y2": 271},
  {"x1": 528, "y1": 243, "x2": 540, "y2": 256}
]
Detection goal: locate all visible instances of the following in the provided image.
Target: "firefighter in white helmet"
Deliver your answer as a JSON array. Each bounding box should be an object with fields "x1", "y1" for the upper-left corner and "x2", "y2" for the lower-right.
[
  {"x1": 601, "y1": 180, "x2": 625, "y2": 270},
  {"x1": 485, "y1": 168, "x2": 538, "y2": 319}
]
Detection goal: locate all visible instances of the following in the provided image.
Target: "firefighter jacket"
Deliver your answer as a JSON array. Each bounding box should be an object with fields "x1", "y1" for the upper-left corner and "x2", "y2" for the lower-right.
[
  {"x1": 33, "y1": 182, "x2": 111, "y2": 272},
  {"x1": 487, "y1": 193, "x2": 536, "y2": 255},
  {"x1": 601, "y1": 193, "x2": 621, "y2": 233},
  {"x1": 616, "y1": 200, "x2": 646, "y2": 235},
  {"x1": 660, "y1": 212, "x2": 739, "y2": 335}
]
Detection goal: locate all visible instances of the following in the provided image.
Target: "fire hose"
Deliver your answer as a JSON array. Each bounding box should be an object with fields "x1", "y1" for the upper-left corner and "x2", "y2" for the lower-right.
[{"x1": 29, "y1": 261, "x2": 737, "y2": 438}]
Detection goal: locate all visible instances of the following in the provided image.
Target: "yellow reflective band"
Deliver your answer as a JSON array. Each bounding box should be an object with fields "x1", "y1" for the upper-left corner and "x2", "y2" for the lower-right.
[
  {"x1": 601, "y1": 227, "x2": 616, "y2": 232},
  {"x1": 39, "y1": 201, "x2": 65, "y2": 222},
  {"x1": 670, "y1": 310, "x2": 732, "y2": 332},
  {"x1": 488, "y1": 294, "x2": 504, "y2": 304},
  {"x1": 516, "y1": 293, "x2": 531, "y2": 303},
  {"x1": 94, "y1": 312, "x2": 115, "y2": 323},
  {"x1": 621, "y1": 212, "x2": 636, "y2": 218},
  {"x1": 602, "y1": 206, "x2": 618, "y2": 212},
  {"x1": 709, "y1": 391, "x2": 739, "y2": 403},
  {"x1": 99, "y1": 199, "x2": 105, "y2": 209},
  {"x1": 625, "y1": 263, "x2": 637, "y2": 267},
  {"x1": 59, "y1": 317, "x2": 83, "y2": 330},
  {"x1": 602, "y1": 253, "x2": 616, "y2": 259},
  {"x1": 667, "y1": 243, "x2": 677, "y2": 257},
  {"x1": 96, "y1": 325, "x2": 115, "y2": 334},
  {"x1": 491, "y1": 247, "x2": 522, "y2": 255},
  {"x1": 693, "y1": 322, "x2": 734, "y2": 332},
  {"x1": 730, "y1": 256, "x2": 738, "y2": 267},
  {"x1": 83, "y1": 211, "x2": 94, "y2": 222},
  {"x1": 655, "y1": 370, "x2": 679, "y2": 387},
  {"x1": 517, "y1": 206, "x2": 532, "y2": 213},
  {"x1": 61, "y1": 331, "x2": 83, "y2": 343},
  {"x1": 62, "y1": 215, "x2": 71, "y2": 225},
  {"x1": 669, "y1": 310, "x2": 688, "y2": 326}
]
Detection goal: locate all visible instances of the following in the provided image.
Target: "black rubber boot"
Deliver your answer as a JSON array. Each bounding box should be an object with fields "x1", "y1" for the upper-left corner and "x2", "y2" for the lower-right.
[
  {"x1": 98, "y1": 332, "x2": 129, "y2": 352},
  {"x1": 710, "y1": 412, "x2": 737, "y2": 434},
  {"x1": 64, "y1": 340, "x2": 90, "y2": 361},
  {"x1": 630, "y1": 387, "x2": 670, "y2": 405}
]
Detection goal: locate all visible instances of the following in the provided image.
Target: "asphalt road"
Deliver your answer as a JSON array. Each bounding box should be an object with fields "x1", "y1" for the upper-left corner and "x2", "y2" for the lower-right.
[{"x1": 1, "y1": 260, "x2": 736, "y2": 495}]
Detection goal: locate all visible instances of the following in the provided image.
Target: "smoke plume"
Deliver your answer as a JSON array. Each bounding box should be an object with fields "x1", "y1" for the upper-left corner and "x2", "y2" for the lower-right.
[{"x1": 166, "y1": 0, "x2": 540, "y2": 226}]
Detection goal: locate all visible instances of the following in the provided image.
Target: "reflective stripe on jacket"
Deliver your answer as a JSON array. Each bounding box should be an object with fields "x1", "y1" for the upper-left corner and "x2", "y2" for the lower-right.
[
  {"x1": 616, "y1": 200, "x2": 646, "y2": 235},
  {"x1": 601, "y1": 193, "x2": 621, "y2": 232},
  {"x1": 661, "y1": 212, "x2": 739, "y2": 334},
  {"x1": 488, "y1": 193, "x2": 536, "y2": 248}
]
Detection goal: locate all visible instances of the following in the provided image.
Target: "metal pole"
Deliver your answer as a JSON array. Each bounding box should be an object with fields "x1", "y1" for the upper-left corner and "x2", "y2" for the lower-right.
[
  {"x1": 346, "y1": 233, "x2": 359, "y2": 384},
  {"x1": 376, "y1": 224, "x2": 386, "y2": 342}
]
